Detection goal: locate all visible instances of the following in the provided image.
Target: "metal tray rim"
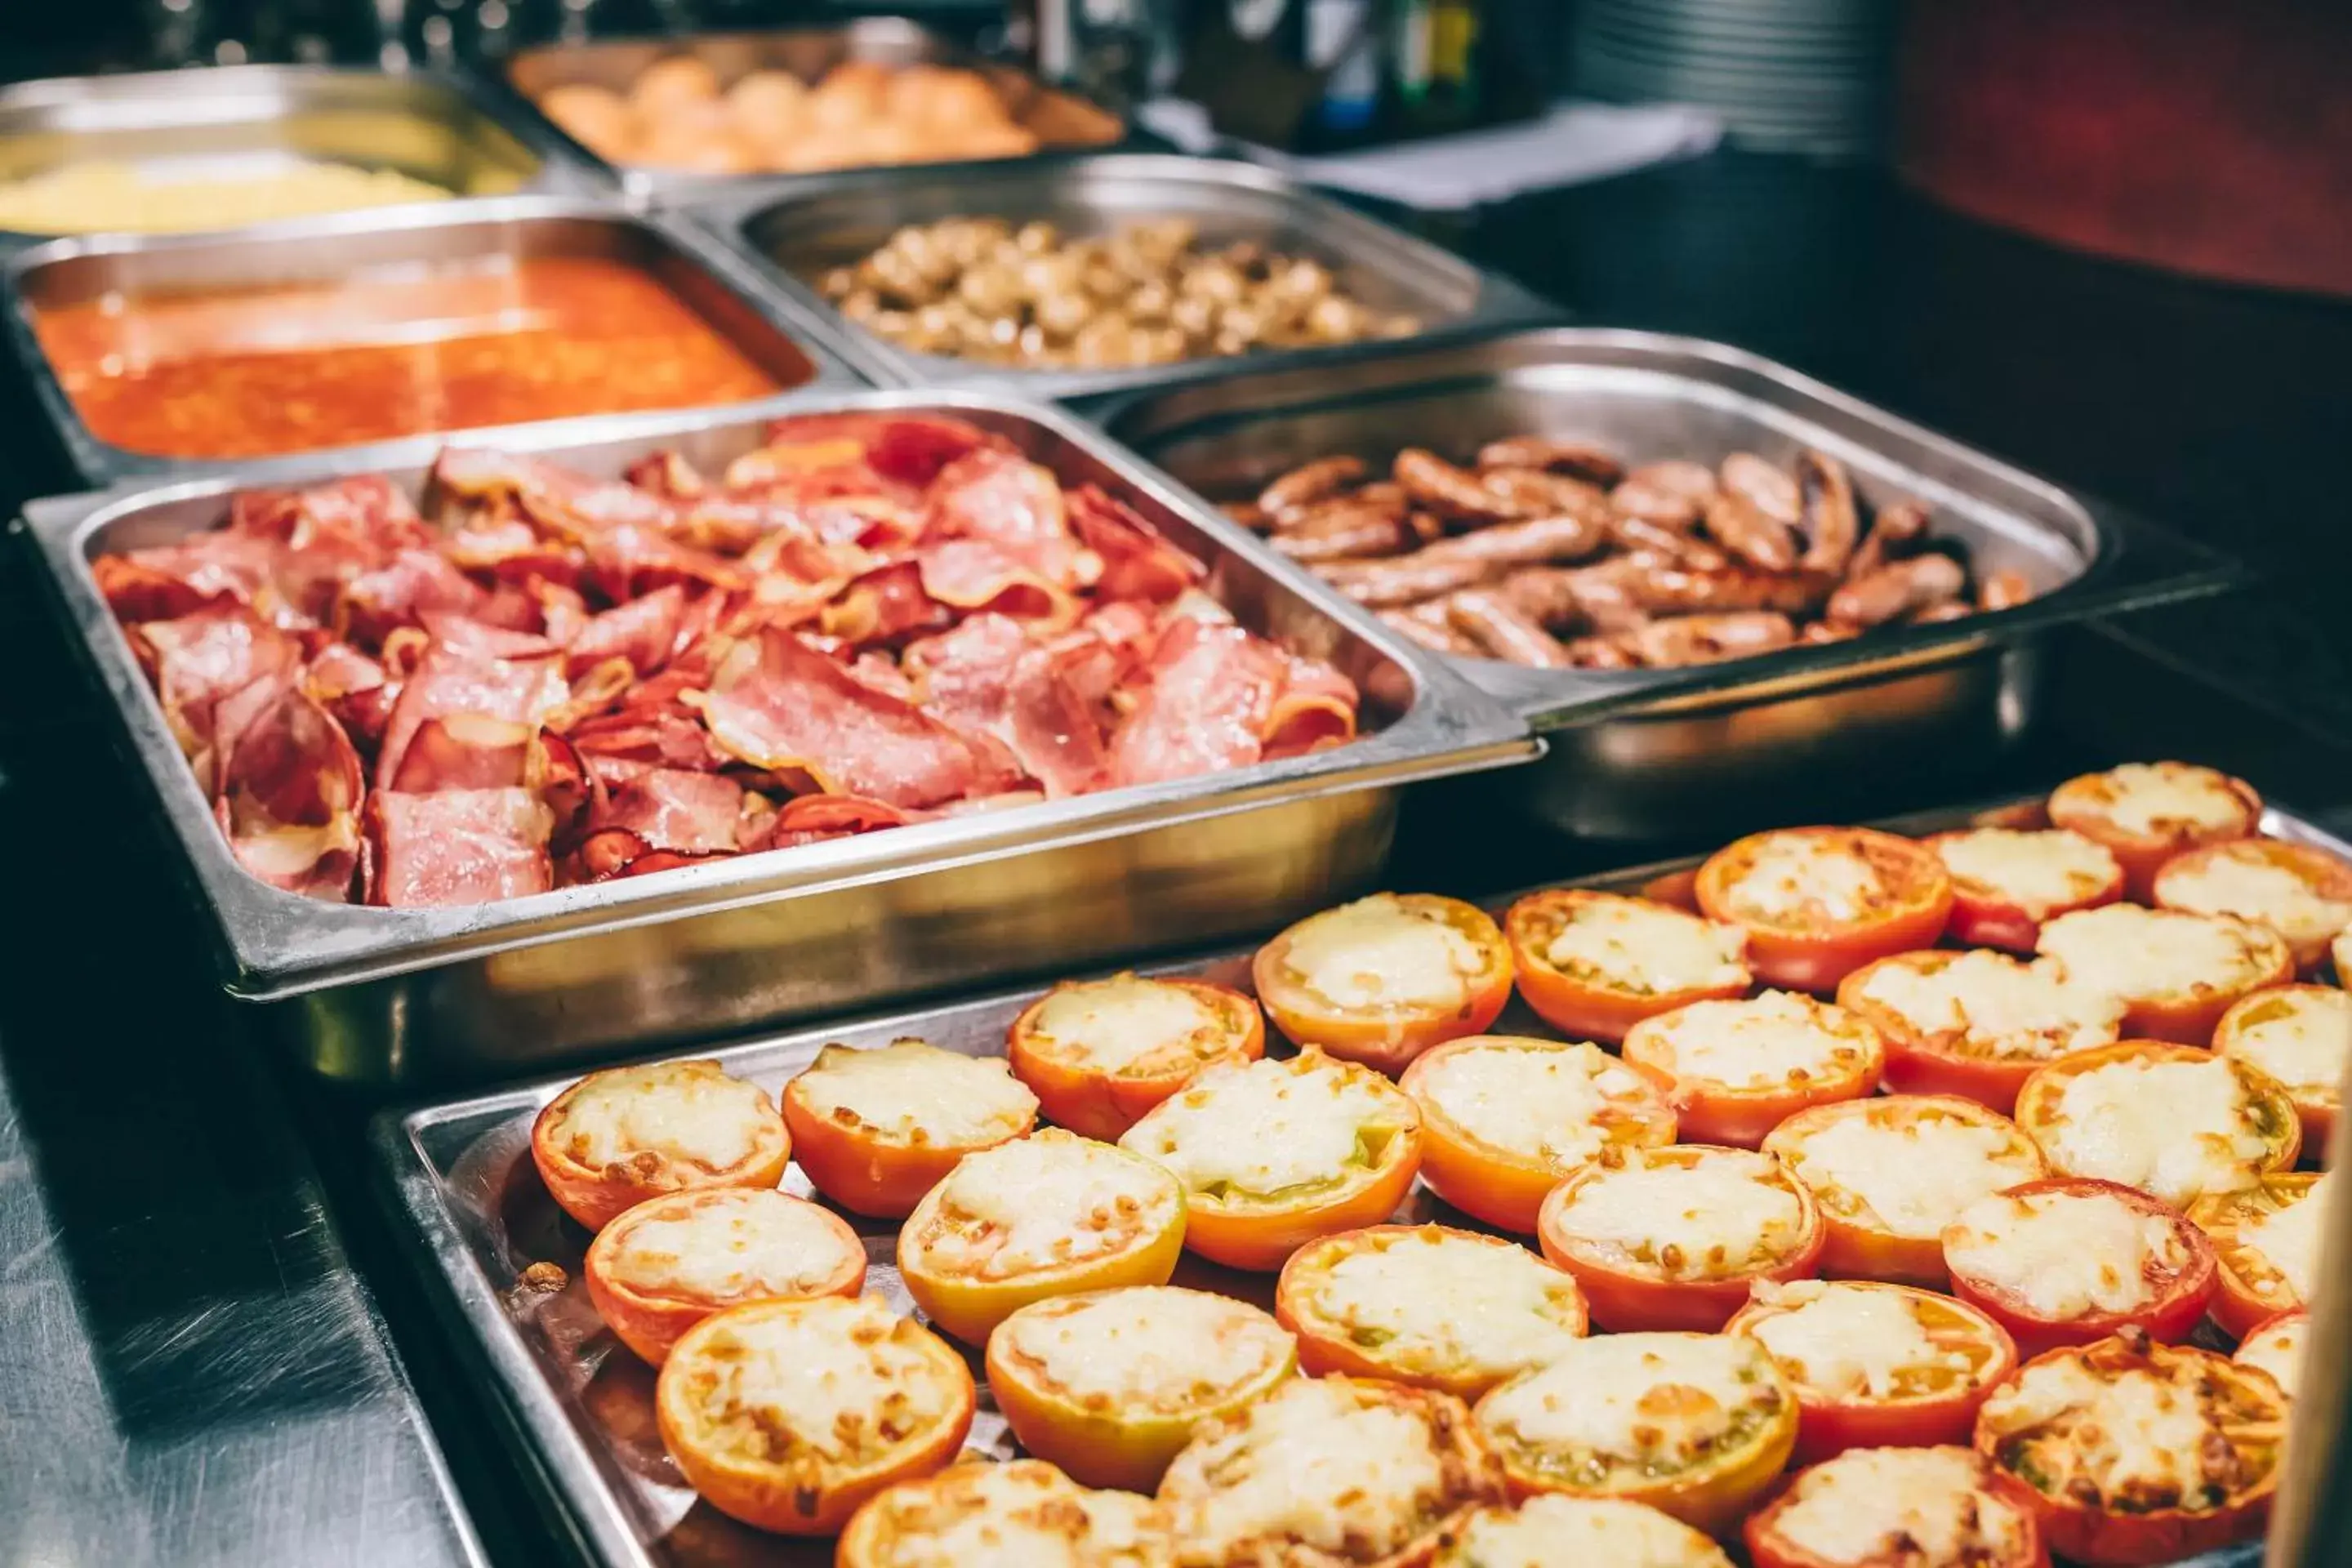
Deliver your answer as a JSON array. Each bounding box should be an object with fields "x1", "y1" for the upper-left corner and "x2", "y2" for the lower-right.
[
  {"x1": 372, "y1": 787, "x2": 2323, "y2": 1568},
  {"x1": 21, "y1": 387, "x2": 1536, "y2": 1003},
  {"x1": 680, "y1": 151, "x2": 1568, "y2": 404},
  {"x1": 0, "y1": 190, "x2": 886, "y2": 489}
]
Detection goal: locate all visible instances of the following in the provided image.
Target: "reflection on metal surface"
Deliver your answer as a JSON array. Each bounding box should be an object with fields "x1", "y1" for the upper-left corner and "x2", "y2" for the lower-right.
[{"x1": 2265, "y1": 1047, "x2": 2350, "y2": 1568}]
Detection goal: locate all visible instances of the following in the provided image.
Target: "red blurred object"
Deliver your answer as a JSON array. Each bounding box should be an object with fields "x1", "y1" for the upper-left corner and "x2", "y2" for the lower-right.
[{"x1": 1897, "y1": 0, "x2": 2352, "y2": 296}]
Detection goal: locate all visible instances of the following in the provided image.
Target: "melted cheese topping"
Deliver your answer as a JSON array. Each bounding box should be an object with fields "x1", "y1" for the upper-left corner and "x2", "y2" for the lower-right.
[
  {"x1": 2225, "y1": 987, "x2": 2352, "y2": 1097},
  {"x1": 1001, "y1": 1287, "x2": 1289, "y2": 1410},
  {"x1": 672, "y1": 1297, "x2": 958, "y2": 1463},
  {"x1": 2237, "y1": 1316, "x2": 2308, "y2": 1398},
  {"x1": 1306, "y1": 1232, "x2": 1586, "y2": 1379},
  {"x1": 1745, "y1": 1282, "x2": 1944, "y2": 1399},
  {"x1": 1935, "y1": 827, "x2": 2120, "y2": 917},
  {"x1": 1118, "y1": 1053, "x2": 1410, "y2": 1199},
  {"x1": 550, "y1": 1060, "x2": 778, "y2": 1176},
  {"x1": 2088, "y1": 763, "x2": 2249, "y2": 837},
  {"x1": 1539, "y1": 896, "x2": 1747, "y2": 996},
  {"x1": 1479, "y1": 1333, "x2": 1774, "y2": 1462},
  {"x1": 2038, "y1": 1054, "x2": 2272, "y2": 1207},
  {"x1": 1440, "y1": 1498, "x2": 1731, "y2": 1568},
  {"x1": 1943, "y1": 1187, "x2": 2180, "y2": 1319},
  {"x1": 2161, "y1": 848, "x2": 2352, "y2": 947},
  {"x1": 1775, "y1": 1107, "x2": 2041, "y2": 1239},
  {"x1": 852, "y1": 1461, "x2": 1169, "y2": 1568},
  {"x1": 2240, "y1": 1174, "x2": 2329, "y2": 1303},
  {"x1": 1552, "y1": 1151, "x2": 1805, "y2": 1277},
  {"x1": 1854, "y1": 950, "x2": 2123, "y2": 1062},
  {"x1": 1416, "y1": 1040, "x2": 1650, "y2": 1164},
  {"x1": 1165, "y1": 1379, "x2": 1451, "y2": 1559},
  {"x1": 910, "y1": 1131, "x2": 1174, "y2": 1281},
  {"x1": 1726, "y1": 834, "x2": 1886, "y2": 923},
  {"x1": 604, "y1": 1192, "x2": 852, "y2": 1301},
  {"x1": 1633, "y1": 991, "x2": 1865, "y2": 1091},
  {"x1": 2038, "y1": 905, "x2": 2274, "y2": 1002},
  {"x1": 1277, "y1": 894, "x2": 1487, "y2": 1012},
  {"x1": 1769, "y1": 1447, "x2": 2029, "y2": 1568},
  {"x1": 792, "y1": 1039, "x2": 1037, "y2": 1145},
  {"x1": 1026, "y1": 975, "x2": 1231, "y2": 1075},
  {"x1": 1983, "y1": 1355, "x2": 2220, "y2": 1504}
]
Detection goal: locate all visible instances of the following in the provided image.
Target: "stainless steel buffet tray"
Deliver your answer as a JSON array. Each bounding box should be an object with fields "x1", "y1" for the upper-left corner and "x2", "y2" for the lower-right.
[
  {"x1": 372, "y1": 791, "x2": 2336, "y2": 1568},
  {"x1": 686, "y1": 153, "x2": 1563, "y2": 403},
  {"x1": 21, "y1": 392, "x2": 1534, "y2": 1087},
  {"x1": 1095, "y1": 327, "x2": 2240, "y2": 838},
  {"x1": 2, "y1": 193, "x2": 877, "y2": 489},
  {"x1": 0, "y1": 65, "x2": 599, "y2": 252},
  {"x1": 502, "y1": 16, "x2": 1127, "y2": 205}
]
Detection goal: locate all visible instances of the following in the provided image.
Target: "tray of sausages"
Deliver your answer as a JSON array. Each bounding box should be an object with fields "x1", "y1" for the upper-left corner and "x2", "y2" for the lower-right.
[{"x1": 375, "y1": 758, "x2": 2340, "y2": 1568}]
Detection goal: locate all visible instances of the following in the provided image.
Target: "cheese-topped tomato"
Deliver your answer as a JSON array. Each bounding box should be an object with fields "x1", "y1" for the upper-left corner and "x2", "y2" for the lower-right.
[
  {"x1": 1695, "y1": 826, "x2": 1953, "y2": 993},
  {"x1": 532, "y1": 1058, "x2": 792, "y2": 1232},
  {"x1": 2047, "y1": 761, "x2": 2261, "y2": 899},
  {"x1": 1730, "y1": 1281, "x2": 2016, "y2": 1463},
  {"x1": 1400, "y1": 1036, "x2": 1677, "y2": 1232},
  {"x1": 1116, "y1": 1048, "x2": 1420, "y2": 1271},
  {"x1": 1505, "y1": 889, "x2": 1750, "y2": 1044},
  {"x1": 2234, "y1": 1312, "x2": 2309, "y2": 1401},
  {"x1": 655, "y1": 1294, "x2": 976, "y2": 1535},
  {"x1": 1438, "y1": 1497, "x2": 1735, "y2": 1568},
  {"x1": 1471, "y1": 1331, "x2": 1797, "y2": 1534},
  {"x1": 987, "y1": 1286, "x2": 1298, "y2": 1492},
  {"x1": 1006, "y1": 973, "x2": 1264, "y2": 1141},
  {"x1": 782, "y1": 1038, "x2": 1039, "y2": 1218},
  {"x1": 1275, "y1": 1224, "x2": 1588, "y2": 1397},
  {"x1": 1940, "y1": 1178, "x2": 2216, "y2": 1357},
  {"x1": 2035, "y1": 904, "x2": 2291, "y2": 1045},
  {"x1": 1621, "y1": 991, "x2": 1885, "y2": 1148},
  {"x1": 2187, "y1": 1171, "x2": 2328, "y2": 1338},
  {"x1": 1763, "y1": 1096, "x2": 2047, "y2": 1285},
  {"x1": 2154, "y1": 837, "x2": 2352, "y2": 970},
  {"x1": 1536, "y1": 1145, "x2": 1823, "y2": 1331},
  {"x1": 584, "y1": 1187, "x2": 866, "y2": 1364},
  {"x1": 2012, "y1": 1043, "x2": 2299, "y2": 1211},
  {"x1": 2216, "y1": 983, "x2": 2350, "y2": 1157},
  {"x1": 1974, "y1": 1331, "x2": 2284, "y2": 1566},
  {"x1": 898, "y1": 1129, "x2": 1184, "y2": 1343},
  {"x1": 1925, "y1": 825, "x2": 2125, "y2": 951},
  {"x1": 1251, "y1": 893, "x2": 1512, "y2": 1072},
  {"x1": 1838, "y1": 949, "x2": 2125, "y2": 1112},
  {"x1": 1746, "y1": 1446, "x2": 2043, "y2": 1568},
  {"x1": 1159, "y1": 1376, "x2": 1506, "y2": 1566},
  {"x1": 836, "y1": 1459, "x2": 1171, "y2": 1568}
]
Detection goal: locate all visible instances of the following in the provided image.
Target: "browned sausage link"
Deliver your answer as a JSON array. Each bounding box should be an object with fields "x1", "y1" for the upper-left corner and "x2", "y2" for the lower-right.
[
  {"x1": 1801, "y1": 619, "x2": 1862, "y2": 644},
  {"x1": 1794, "y1": 450, "x2": 1861, "y2": 577},
  {"x1": 1274, "y1": 483, "x2": 1405, "y2": 535},
  {"x1": 1478, "y1": 466, "x2": 1615, "y2": 525},
  {"x1": 1395, "y1": 448, "x2": 1523, "y2": 523},
  {"x1": 1379, "y1": 604, "x2": 1477, "y2": 655},
  {"x1": 1910, "y1": 599, "x2": 1977, "y2": 625},
  {"x1": 1313, "y1": 550, "x2": 1498, "y2": 608},
  {"x1": 1701, "y1": 491, "x2": 1801, "y2": 572},
  {"x1": 1446, "y1": 589, "x2": 1575, "y2": 668},
  {"x1": 1846, "y1": 499, "x2": 1931, "y2": 581},
  {"x1": 1405, "y1": 510, "x2": 1446, "y2": 546},
  {"x1": 1268, "y1": 506, "x2": 1416, "y2": 564},
  {"x1": 1978, "y1": 568, "x2": 2035, "y2": 612},
  {"x1": 1624, "y1": 563, "x2": 1829, "y2": 617},
  {"x1": 1565, "y1": 633, "x2": 1642, "y2": 669},
  {"x1": 1828, "y1": 553, "x2": 1968, "y2": 630},
  {"x1": 1718, "y1": 452, "x2": 1802, "y2": 524},
  {"x1": 1631, "y1": 612, "x2": 1797, "y2": 666},
  {"x1": 1500, "y1": 564, "x2": 1652, "y2": 635},
  {"x1": 1475, "y1": 437, "x2": 1626, "y2": 487},
  {"x1": 1221, "y1": 500, "x2": 1274, "y2": 533},
  {"x1": 1419, "y1": 512, "x2": 1610, "y2": 570},
  {"x1": 1258, "y1": 455, "x2": 1366, "y2": 519},
  {"x1": 1608, "y1": 509, "x2": 1731, "y2": 572}
]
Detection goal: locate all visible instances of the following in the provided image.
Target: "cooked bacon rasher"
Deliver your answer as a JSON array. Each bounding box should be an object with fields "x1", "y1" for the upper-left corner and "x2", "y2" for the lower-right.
[{"x1": 94, "y1": 413, "x2": 1362, "y2": 908}]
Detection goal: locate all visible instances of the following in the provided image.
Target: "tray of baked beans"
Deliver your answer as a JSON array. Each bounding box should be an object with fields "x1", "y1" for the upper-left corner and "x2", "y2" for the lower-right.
[{"x1": 376, "y1": 759, "x2": 2342, "y2": 1568}]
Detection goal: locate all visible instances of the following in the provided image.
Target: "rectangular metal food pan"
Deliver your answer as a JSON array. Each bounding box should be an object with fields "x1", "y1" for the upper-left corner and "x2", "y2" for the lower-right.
[
  {"x1": 501, "y1": 15, "x2": 1127, "y2": 204},
  {"x1": 372, "y1": 790, "x2": 2338, "y2": 1568},
  {"x1": 0, "y1": 64, "x2": 602, "y2": 253},
  {"x1": 21, "y1": 391, "x2": 1534, "y2": 1087},
  {"x1": 684, "y1": 152, "x2": 1564, "y2": 403},
  {"x1": 1095, "y1": 326, "x2": 2239, "y2": 838},
  {"x1": 3, "y1": 192, "x2": 877, "y2": 489}
]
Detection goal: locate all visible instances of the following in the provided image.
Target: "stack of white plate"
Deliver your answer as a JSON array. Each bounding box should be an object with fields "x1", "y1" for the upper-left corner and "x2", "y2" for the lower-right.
[{"x1": 1570, "y1": 0, "x2": 1894, "y2": 158}]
